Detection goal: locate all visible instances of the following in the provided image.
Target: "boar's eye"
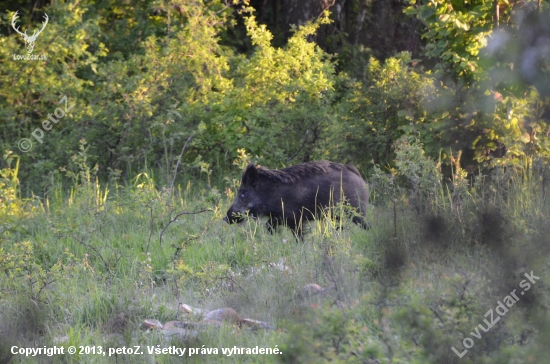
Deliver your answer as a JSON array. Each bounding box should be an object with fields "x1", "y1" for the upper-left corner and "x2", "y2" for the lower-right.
[{"x1": 240, "y1": 190, "x2": 247, "y2": 199}]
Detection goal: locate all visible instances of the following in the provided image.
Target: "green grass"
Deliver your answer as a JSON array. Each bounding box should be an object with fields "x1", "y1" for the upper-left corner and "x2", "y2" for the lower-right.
[{"x1": 1, "y1": 163, "x2": 550, "y2": 363}]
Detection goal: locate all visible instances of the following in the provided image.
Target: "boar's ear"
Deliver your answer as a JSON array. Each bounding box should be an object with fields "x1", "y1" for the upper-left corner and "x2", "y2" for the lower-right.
[{"x1": 242, "y1": 163, "x2": 259, "y2": 187}]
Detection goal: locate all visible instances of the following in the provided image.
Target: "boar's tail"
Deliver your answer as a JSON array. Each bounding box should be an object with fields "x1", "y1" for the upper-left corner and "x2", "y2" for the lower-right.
[{"x1": 344, "y1": 164, "x2": 363, "y2": 178}]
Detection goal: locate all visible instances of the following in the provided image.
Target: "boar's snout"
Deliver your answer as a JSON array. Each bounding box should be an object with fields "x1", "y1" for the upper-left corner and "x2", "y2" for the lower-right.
[
  {"x1": 224, "y1": 207, "x2": 251, "y2": 224},
  {"x1": 223, "y1": 213, "x2": 236, "y2": 224},
  {"x1": 224, "y1": 209, "x2": 243, "y2": 224}
]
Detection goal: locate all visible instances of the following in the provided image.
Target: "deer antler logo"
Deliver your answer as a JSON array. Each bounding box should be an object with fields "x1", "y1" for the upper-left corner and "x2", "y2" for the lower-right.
[{"x1": 11, "y1": 11, "x2": 49, "y2": 54}]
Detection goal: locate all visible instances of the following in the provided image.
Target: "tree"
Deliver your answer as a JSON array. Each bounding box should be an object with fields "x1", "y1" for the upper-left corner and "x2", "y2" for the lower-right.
[{"x1": 405, "y1": 0, "x2": 550, "y2": 171}]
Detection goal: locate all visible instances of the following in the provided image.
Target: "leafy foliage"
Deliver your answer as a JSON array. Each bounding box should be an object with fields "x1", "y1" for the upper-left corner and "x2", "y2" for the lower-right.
[
  {"x1": 405, "y1": 0, "x2": 550, "y2": 170},
  {"x1": 405, "y1": 0, "x2": 496, "y2": 82},
  {"x1": 2, "y1": 1, "x2": 550, "y2": 363},
  {"x1": 330, "y1": 52, "x2": 433, "y2": 171}
]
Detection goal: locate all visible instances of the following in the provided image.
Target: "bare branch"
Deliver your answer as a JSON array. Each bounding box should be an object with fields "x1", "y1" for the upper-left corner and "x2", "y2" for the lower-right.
[
  {"x1": 169, "y1": 134, "x2": 195, "y2": 195},
  {"x1": 286, "y1": 128, "x2": 309, "y2": 163},
  {"x1": 159, "y1": 208, "x2": 213, "y2": 246}
]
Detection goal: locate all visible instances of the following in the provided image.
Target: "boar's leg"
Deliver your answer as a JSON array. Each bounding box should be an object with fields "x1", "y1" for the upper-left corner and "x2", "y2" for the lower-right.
[
  {"x1": 265, "y1": 216, "x2": 304, "y2": 241},
  {"x1": 285, "y1": 217, "x2": 306, "y2": 241},
  {"x1": 266, "y1": 216, "x2": 289, "y2": 234},
  {"x1": 265, "y1": 218, "x2": 280, "y2": 234},
  {"x1": 346, "y1": 191, "x2": 371, "y2": 230},
  {"x1": 352, "y1": 215, "x2": 371, "y2": 230}
]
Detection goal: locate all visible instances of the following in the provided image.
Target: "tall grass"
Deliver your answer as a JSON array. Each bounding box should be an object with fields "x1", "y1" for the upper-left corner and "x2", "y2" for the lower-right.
[{"x1": 0, "y1": 144, "x2": 549, "y2": 363}]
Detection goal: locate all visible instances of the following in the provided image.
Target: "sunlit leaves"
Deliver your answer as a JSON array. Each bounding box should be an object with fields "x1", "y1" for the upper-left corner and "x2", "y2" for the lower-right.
[{"x1": 405, "y1": 0, "x2": 495, "y2": 81}]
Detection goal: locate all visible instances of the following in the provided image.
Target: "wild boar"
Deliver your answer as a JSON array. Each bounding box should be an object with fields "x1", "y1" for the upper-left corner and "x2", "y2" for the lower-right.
[{"x1": 223, "y1": 161, "x2": 369, "y2": 236}]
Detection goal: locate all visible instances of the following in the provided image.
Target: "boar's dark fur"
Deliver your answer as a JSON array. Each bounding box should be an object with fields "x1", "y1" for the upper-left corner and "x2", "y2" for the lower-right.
[{"x1": 224, "y1": 161, "x2": 369, "y2": 237}]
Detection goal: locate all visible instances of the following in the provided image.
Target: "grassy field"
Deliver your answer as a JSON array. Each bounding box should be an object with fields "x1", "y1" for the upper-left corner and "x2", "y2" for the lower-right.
[{"x1": 1, "y1": 151, "x2": 550, "y2": 363}]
